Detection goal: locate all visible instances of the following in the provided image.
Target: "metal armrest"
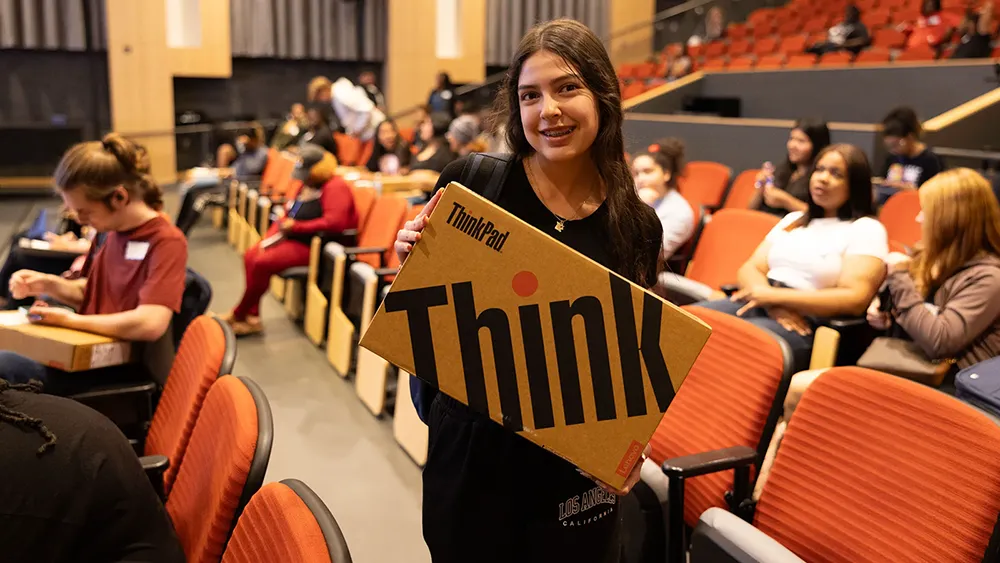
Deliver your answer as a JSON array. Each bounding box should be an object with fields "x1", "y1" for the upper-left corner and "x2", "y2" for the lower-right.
[
  {"x1": 662, "y1": 446, "x2": 758, "y2": 563},
  {"x1": 661, "y1": 446, "x2": 757, "y2": 479},
  {"x1": 690, "y1": 507, "x2": 805, "y2": 563},
  {"x1": 374, "y1": 267, "x2": 399, "y2": 278},
  {"x1": 68, "y1": 381, "x2": 157, "y2": 402},
  {"x1": 658, "y1": 273, "x2": 715, "y2": 306},
  {"x1": 824, "y1": 317, "x2": 868, "y2": 329},
  {"x1": 140, "y1": 454, "x2": 170, "y2": 502},
  {"x1": 344, "y1": 246, "x2": 389, "y2": 257}
]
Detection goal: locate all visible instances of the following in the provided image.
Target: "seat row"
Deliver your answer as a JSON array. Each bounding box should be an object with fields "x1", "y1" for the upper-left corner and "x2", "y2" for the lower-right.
[{"x1": 135, "y1": 315, "x2": 353, "y2": 562}]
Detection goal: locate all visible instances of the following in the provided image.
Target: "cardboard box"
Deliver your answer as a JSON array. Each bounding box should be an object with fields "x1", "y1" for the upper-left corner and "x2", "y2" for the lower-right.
[
  {"x1": 0, "y1": 312, "x2": 132, "y2": 372},
  {"x1": 360, "y1": 182, "x2": 712, "y2": 489}
]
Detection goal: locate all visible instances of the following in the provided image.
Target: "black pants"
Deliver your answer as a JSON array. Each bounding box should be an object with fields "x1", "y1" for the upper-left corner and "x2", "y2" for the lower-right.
[
  {"x1": 423, "y1": 395, "x2": 621, "y2": 563},
  {"x1": 175, "y1": 179, "x2": 222, "y2": 235}
]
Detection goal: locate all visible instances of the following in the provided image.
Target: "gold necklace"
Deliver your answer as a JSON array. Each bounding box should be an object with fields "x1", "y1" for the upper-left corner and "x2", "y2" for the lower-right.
[{"x1": 524, "y1": 157, "x2": 592, "y2": 233}]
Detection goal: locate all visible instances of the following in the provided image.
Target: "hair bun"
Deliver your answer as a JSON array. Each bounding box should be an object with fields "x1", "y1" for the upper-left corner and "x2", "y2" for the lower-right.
[{"x1": 100, "y1": 133, "x2": 138, "y2": 174}]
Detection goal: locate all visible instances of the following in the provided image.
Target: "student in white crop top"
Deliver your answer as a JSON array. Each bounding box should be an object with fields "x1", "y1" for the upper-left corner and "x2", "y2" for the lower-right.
[{"x1": 695, "y1": 144, "x2": 888, "y2": 370}]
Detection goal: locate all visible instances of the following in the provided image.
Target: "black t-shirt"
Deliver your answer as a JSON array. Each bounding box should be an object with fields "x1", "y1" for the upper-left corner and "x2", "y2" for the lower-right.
[
  {"x1": 880, "y1": 148, "x2": 944, "y2": 188},
  {"x1": 757, "y1": 165, "x2": 811, "y2": 217},
  {"x1": 409, "y1": 145, "x2": 457, "y2": 173},
  {"x1": 952, "y1": 32, "x2": 992, "y2": 59},
  {"x1": 422, "y1": 156, "x2": 656, "y2": 563},
  {"x1": 0, "y1": 390, "x2": 184, "y2": 563},
  {"x1": 300, "y1": 126, "x2": 339, "y2": 157}
]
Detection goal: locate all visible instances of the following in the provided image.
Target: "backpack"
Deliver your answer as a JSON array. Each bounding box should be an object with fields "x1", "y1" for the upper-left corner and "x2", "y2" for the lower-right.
[
  {"x1": 410, "y1": 153, "x2": 514, "y2": 423},
  {"x1": 955, "y1": 356, "x2": 1000, "y2": 419}
]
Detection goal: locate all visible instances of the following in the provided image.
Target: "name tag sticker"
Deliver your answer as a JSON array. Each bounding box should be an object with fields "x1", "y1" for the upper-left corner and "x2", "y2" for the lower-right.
[{"x1": 125, "y1": 241, "x2": 150, "y2": 261}]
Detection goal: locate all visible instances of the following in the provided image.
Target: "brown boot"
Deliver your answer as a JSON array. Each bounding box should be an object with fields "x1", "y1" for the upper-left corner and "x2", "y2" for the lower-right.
[{"x1": 220, "y1": 311, "x2": 263, "y2": 337}]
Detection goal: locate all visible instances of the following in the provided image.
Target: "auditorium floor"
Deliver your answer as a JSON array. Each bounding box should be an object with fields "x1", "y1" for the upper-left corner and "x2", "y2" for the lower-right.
[{"x1": 0, "y1": 193, "x2": 431, "y2": 563}]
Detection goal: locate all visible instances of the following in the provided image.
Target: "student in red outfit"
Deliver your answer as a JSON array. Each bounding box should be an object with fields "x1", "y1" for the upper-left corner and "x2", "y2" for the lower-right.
[
  {"x1": 223, "y1": 144, "x2": 358, "y2": 336},
  {"x1": 0, "y1": 134, "x2": 188, "y2": 393},
  {"x1": 900, "y1": 0, "x2": 961, "y2": 50}
]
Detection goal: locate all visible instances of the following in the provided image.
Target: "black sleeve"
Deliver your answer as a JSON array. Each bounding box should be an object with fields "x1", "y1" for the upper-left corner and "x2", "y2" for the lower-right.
[
  {"x1": 879, "y1": 155, "x2": 892, "y2": 178},
  {"x1": 79, "y1": 418, "x2": 185, "y2": 563},
  {"x1": 918, "y1": 150, "x2": 944, "y2": 187}
]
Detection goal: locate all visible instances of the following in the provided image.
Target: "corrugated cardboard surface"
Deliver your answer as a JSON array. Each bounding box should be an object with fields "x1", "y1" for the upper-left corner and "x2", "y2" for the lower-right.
[
  {"x1": 360, "y1": 182, "x2": 711, "y2": 488},
  {"x1": 0, "y1": 312, "x2": 132, "y2": 372}
]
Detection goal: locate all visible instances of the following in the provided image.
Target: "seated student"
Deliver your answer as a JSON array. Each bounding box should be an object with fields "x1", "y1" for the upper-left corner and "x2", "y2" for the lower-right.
[
  {"x1": 222, "y1": 145, "x2": 358, "y2": 337},
  {"x1": 405, "y1": 112, "x2": 457, "y2": 174},
  {"x1": 875, "y1": 106, "x2": 943, "y2": 206},
  {"x1": 688, "y1": 5, "x2": 726, "y2": 46},
  {"x1": 754, "y1": 118, "x2": 831, "y2": 217},
  {"x1": 631, "y1": 139, "x2": 694, "y2": 260},
  {"x1": 0, "y1": 379, "x2": 185, "y2": 562},
  {"x1": 867, "y1": 169, "x2": 1000, "y2": 368},
  {"x1": 0, "y1": 210, "x2": 91, "y2": 310},
  {"x1": 175, "y1": 123, "x2": 269, "y2": 235},
  {"x1": 695, "y1": 144, "x2": 888, "y2": 370},
  {"x1": 951, "y1": 3, "x2": 994, "y2": 59},
  {"x1": 270, "y1": 103, "x2": 309, "y2": 151},
  {"x1": 427, "y1": 72, "x2": 456, "y2": 118},
  {"x1": 0, "y1": 134, "x2": 188, "y2": 393},
  {"x1": 899, "y1": 0, "x2": 961, "y2": 50},
  {"x1": 445, "y1": 115, "x2": 487, "y2": 158},
  {"x1": 808, "y1": 5, "x2": 871, "y2": 55},
  {"x1": 332, "y1": 77, "x2": 386, "y2": 143},
  {"x1": 366, "y1": 119, "x2": 412, "y2": 174},
  {"x1": 297, "y1": 103, "x2": 339, "y2": 156},
  {"x1": 661, "y1": 49, "x2": 693, "y2": 81}
]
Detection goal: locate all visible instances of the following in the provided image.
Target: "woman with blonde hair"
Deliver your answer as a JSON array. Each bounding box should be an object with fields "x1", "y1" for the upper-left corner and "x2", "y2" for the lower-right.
[{"x1": 868, "y1": 168, "x2": 1000, "y2": 368}]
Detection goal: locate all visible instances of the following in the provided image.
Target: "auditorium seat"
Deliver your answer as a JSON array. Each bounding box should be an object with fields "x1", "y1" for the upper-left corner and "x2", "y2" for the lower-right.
[
  {"x1": 879, "y1": 189, "x2": 922, "y2": 253},
  {"x1": 630, "y1": 306, "x2": 793, "y2": 563},
  {"x1": 166, "y1": 376, "x2": 274, "y2": 563},
  {"x1": 141, "y1": 315, "x2": 237, "y2": 499},
  {"x1": 705, "y1": 41, "x2": 727, "y2": 59},
  {"x1": 854, "y1": 48, "x2": 892, "y2": 64},
  {"x1": 222, "y1": 480, "x2": 353, "y2": 563},
  {"x1": 728, "y1": 56, "x2": 756, "y2": 70},
  {"x1": 679, "y1": 161, "x2": 732, "y2": 210},
  {"x1": 896, "y1": 45, "x2": 938, "y2": 61},
  {"x1": 753, "y1": 36, "x2": 780, "y2": 56},
  {"x1": 819, "y1": 50, "x2": 854, "y2": 66},
  {"x1": 756, "y1": 53, "x2": 786, "y2": 69},
  {"x1": 294, "y1": 185, "x2": 376, "y2": 332},
  {"x1": 785, "y1": 54, "x2": 817, "y2": 68},
  {"x1": 777, "y1": 20, "x2": 803, "y2": 37},
  {"x1": 872, "y1": 28, "x2": 908, "y2": 49},
  {"x1": 623, "y1": 81, "x2": 646, "y2": 99},
  {"x1": 321, "y1": 196, "x2": 408, "y2": 377},
  {"x1": 862, "y1": 10, "x2": 892, "y2": 29},
  {"x1": 893, "y1": 8, "x2": 923, "y2": 24},
  {"x1": 801, "y1": 15, "x2": 831, "y2": 34},
  {"x1": 657, "y1": 209, "x2": 779, "y2": 305},
  {"x1": 779, "y1": 35, "x2": 808, "y2": 55},
  {"x1": 722, "y1": 169, "x2": 760, "y2": 209},
  {"x1": 751, "y1": 20, "x2": 777, "y2": 39},
  {"x1": 690, "y1": 367, "x2": 1000, "y2": 563},
  {"x1": 353, "y1": 204, "x2": 424, "y2": 416},
  {"x1": 701, "y1": 58, "x2": 727, "y2": 70},
  {"x1": 333, "y1": 133, "x2": 362, "y2": 167},
  {"x1": 726, "y1": 24, "x2": 748, "y2": 42},
  {"x1": 727, "y1": 39, "x2": 752, "y2": 58}
]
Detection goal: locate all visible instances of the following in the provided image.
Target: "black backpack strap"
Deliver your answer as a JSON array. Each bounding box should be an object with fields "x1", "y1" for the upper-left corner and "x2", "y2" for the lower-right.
[{"x1": 458, "y1": 152, "x2": 514, "y2": 203}]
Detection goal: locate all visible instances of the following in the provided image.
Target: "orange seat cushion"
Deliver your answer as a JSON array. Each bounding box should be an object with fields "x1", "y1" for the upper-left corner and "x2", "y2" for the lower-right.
[
  {"x1": 167, "y1": 376, "x2": 260, "y2": 563},
  {"x1": 649, "y1": 307, "x2": 787, "y2": 527},
  {"x1": 755, "y1": 367, "x2": 1000, "y2": 562},
  {"x1": 222, "y1": 483, "x2": 332, "y2": 563}
]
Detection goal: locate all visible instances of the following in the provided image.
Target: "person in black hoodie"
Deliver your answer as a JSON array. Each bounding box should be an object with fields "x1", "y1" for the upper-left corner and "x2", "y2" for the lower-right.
[
  {"x1": 406, "y1": 112, "x2": 456, "y2": 174},
  {"x1": 393, "y1": 18, "x2": 661, "y2": 563},
  {"x1": 366, "y1": 119, "x2": 411, "y2": 174},
  {"x1": 298, "y1": 102, "x2": 339, "y2": 157}
]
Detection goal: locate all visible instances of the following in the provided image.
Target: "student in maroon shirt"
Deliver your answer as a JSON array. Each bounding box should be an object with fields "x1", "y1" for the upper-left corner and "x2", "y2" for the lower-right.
[
  {"x1": 0, "y1": 134, "x2": 187, "y2": 393},
  {"x1": 221, "y1": 144, "x2": 358, "y2": 336}
]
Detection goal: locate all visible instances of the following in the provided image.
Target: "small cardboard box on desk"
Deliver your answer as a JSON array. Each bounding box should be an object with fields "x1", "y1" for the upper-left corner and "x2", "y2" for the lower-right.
[
  {"x1": 360, "y1": 182, "x2": 712, "y2": 490},
  {"x1": 0, "y1": 311, "x2": 132, "y2": 371}
]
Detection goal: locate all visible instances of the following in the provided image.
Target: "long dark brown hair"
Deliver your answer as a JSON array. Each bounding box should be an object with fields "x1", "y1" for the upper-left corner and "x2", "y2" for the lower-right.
[{"x1": 491, "y1": 18, "x2": 663, "y2": 287}]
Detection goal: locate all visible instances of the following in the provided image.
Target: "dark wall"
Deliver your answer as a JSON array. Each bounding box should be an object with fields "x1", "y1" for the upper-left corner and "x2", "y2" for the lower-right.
[
  {"x1": 925, "y1": 104, "x2": 1000, "y2": 164},
  {"x1": 623, "y1": 116, "x2": 879, "y2": 174},
  {"x1": 699, "y1": 64, "x2": 999, "y2": 123},
  {"x1": 628, "y1": 78, "x2": 704, "y2": 114},
  {"x1": 0, "y1": 50, "x2": 110, "y2": 138},
  {"x1": 173, "y1": 58, "x2": 382, "y2": 123}
]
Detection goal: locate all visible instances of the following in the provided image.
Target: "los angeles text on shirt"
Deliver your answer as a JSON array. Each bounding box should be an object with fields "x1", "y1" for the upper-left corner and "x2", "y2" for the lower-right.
[
  {"x1": 382, "y1": 271, "x2": 675, "y2": 432},
  {"x1": 446, "y1": 201, "x2": 510, "y2": 252}
]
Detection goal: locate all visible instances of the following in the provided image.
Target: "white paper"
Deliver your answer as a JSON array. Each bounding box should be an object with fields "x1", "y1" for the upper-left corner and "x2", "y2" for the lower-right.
[
  {"x1": 90, "y1": 343, "x2": 127, "y2": 369},
  {"x1": 0, "y1": 311, "x2": 30, "y2": 327}
]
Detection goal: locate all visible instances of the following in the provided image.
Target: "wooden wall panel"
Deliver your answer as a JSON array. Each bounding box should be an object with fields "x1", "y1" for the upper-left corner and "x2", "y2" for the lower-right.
[
  {"x1": 105, "y1": 0, "x2": 176, "y2": 183},
  {"x1": 169, "y1": 0, "x2": 233, "y2": 78},
  {"x1": 608, "y1": 0, "x2": 655, "y2": 67}
]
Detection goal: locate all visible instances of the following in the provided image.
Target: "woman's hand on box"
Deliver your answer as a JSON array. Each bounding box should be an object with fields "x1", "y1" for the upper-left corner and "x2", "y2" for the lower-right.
[{"x1": 394, "y1": 189, "x2": 444, "y2": 265}]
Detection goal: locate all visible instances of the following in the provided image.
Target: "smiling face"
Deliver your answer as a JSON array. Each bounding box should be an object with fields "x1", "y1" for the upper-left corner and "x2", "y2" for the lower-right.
[
  {"x1": 517, "y1": 50, "x2": 599, "y2": 165},
  {"x1": 786, "y1": 128, "x2": 814, "y2": 166},
  {"x1": 809, "y1": 150, "x2": 851, "y2": 213}
]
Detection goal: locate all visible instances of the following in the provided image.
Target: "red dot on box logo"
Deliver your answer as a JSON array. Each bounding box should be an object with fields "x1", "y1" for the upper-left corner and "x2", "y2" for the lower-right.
[{"x1": 512, "y1": 271, "x2": 538, "y2": 297}]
